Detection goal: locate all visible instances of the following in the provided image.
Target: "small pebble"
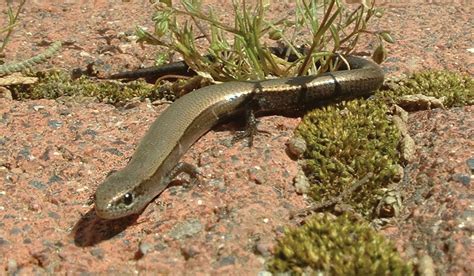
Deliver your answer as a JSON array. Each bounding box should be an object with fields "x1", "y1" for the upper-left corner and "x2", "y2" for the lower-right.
[
  {"x1": 392, "y1": 164, "x2": 404, "y2": 182},
  {"x1": 466, "y1": 158, "x2": 474, "y2": 174},
  {"x1": 392, "y1": 104, "x2": 409, "y2": 122},
  {"x1": 181, "y1": 245, "x2": 201, "y2": 260},
  {"x1": 139, "y1": 242, "x2": 153, "y2": 256},
  {"x1": 255, "y1": 241, "x2": 273, "y2": 257},
  {"x1": 89, "y1": 248, "x2": 104, "y2": 259},
  {"x1": 209, "y1": 178, "x2": 226, "y2": 190},
  {"x1": 401, "y1": 135, "x2": 416, "y2": 163},
  {"x1": 451, "y1": 173, "x2": 470, "y2": 186},
  {"x1": 248, "y1": 166, "x2": 265, "y2": 184},
  {"x1": 29, "y1": 180, "x2": 47, "y2": 190},
  {"x1": 293, "y1": 169, "x2": 310, "y2": 194},
  {"x1": 217, "y1": 255, "x2": 236, "y2": 267},
  {"x1": 287, "y1": 136, "x2": 307, "y2": 158},
  {"x1": 418, "y1": 254, "x2": 435, "y2": 276},
  {"x1": 123, "y1": 98, "x2": 141, "y2": 109},
  {"x1": 392, "y1": 115, "x2": 408, "y2": 137},
  {"x1": 48, "y1": 120, "x2": 63, "y2": 129},
  {"x1": 168, "y1": 219, "x2": 203, "y2": 240},
  {"x1": 7, "y1": 259, "x2": 18, "y2": 274},
  {"x1": 0, "y1": 87, "x2": 13, "y2": 100},
  {"x1": 32, "y1": 105, "x2": 45, "y2": 111}
]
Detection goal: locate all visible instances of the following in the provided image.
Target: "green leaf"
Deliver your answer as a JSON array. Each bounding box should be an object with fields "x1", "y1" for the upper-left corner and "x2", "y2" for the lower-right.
[
  {"x1": 159, "y1": 0, "x2": 172, "y2": 7},
  {"x1": 268, "y1": 29, "x2": 282, "y2": 40},
  {"x1": 154, "y1": 52, "x2": 169, "y2": 66},
  {"x1": 135, "y1": 26, "x2": 159, "y2": 44},
  {"x1": 329, "y1": 25, "x2": 341, "y2": 50},
  {"x1": 379, "y1": 31, "x2": 395, "y2": 43}
]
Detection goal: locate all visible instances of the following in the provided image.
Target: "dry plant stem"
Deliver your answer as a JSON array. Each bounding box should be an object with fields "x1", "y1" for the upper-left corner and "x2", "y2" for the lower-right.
[{"x1": 290, "y1": 173, "x2": 374, "y2": 220}]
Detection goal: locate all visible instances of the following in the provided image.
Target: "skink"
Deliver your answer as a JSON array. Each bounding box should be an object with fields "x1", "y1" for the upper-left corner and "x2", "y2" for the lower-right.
[{"x1": 94, "y1": 56, "x2": 384, "y2": 219}]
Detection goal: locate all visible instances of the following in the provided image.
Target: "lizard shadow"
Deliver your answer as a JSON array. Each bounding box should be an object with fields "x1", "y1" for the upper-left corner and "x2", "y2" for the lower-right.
[
  {"x1": 71, "y1": 179, "x2": 190, "y2": 247},
  {"x1": 71, "y1": 208, "x2": 139, "y2": 247}
]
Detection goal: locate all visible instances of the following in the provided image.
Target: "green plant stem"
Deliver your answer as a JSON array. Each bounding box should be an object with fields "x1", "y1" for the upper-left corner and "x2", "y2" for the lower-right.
[{"x1": 1, "y1": 0, "x2": 26, "y2": 53}]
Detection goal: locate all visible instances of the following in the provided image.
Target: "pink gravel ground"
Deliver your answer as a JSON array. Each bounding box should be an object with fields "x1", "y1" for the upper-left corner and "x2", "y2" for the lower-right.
[{"x1": 0, "y1": 0, "x2": 472, "y2": 274}]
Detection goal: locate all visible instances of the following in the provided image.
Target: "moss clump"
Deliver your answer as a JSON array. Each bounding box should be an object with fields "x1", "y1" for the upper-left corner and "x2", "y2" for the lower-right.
[
  {"x1": 268, "y1": 214, "x2": 412, "y2": 275},
  {"x1": 385, "y1": 70, "x2": 473, "y2": 107},
  {"x1": 12, "y1": 70, "x2": 162, "y2": 104},
  {"x1": 296, "y1": 99, "x2": 400, "y2": 218}
]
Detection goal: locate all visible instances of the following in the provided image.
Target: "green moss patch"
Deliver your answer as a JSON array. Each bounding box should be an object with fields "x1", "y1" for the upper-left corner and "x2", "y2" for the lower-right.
[
  {"x1": 282, "y1": 70, "x2": 472, "y2": 274},
  {"x1": 11, "y1": 70, "x2": 162, "y2": 104},
  {"x1": 296, "y1": 99, "x2": 400, "y2": 218},
  {"x1": 268, "y1": 214, "x2": 412, "y2": 275},
  {"x1": 385, "y1": 70, "x2": 473, "y2": 107}
]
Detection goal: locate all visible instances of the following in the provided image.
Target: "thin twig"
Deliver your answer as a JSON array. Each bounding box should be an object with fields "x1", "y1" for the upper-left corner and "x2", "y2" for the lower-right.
[{"x1": 290, "y1": 173, "x2": 373, "y2": 220}]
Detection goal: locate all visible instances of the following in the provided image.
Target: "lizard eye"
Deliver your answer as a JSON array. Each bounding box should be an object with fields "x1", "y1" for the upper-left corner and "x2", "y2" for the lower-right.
[{"x1": 123, "y1": 192, "x2": 134, "y2": 206}]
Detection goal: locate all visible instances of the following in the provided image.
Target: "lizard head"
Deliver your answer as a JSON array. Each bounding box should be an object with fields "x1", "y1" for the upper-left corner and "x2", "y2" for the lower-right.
[{"x1": 94, "y1": 170, "x2": 147, "y2": 219}]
